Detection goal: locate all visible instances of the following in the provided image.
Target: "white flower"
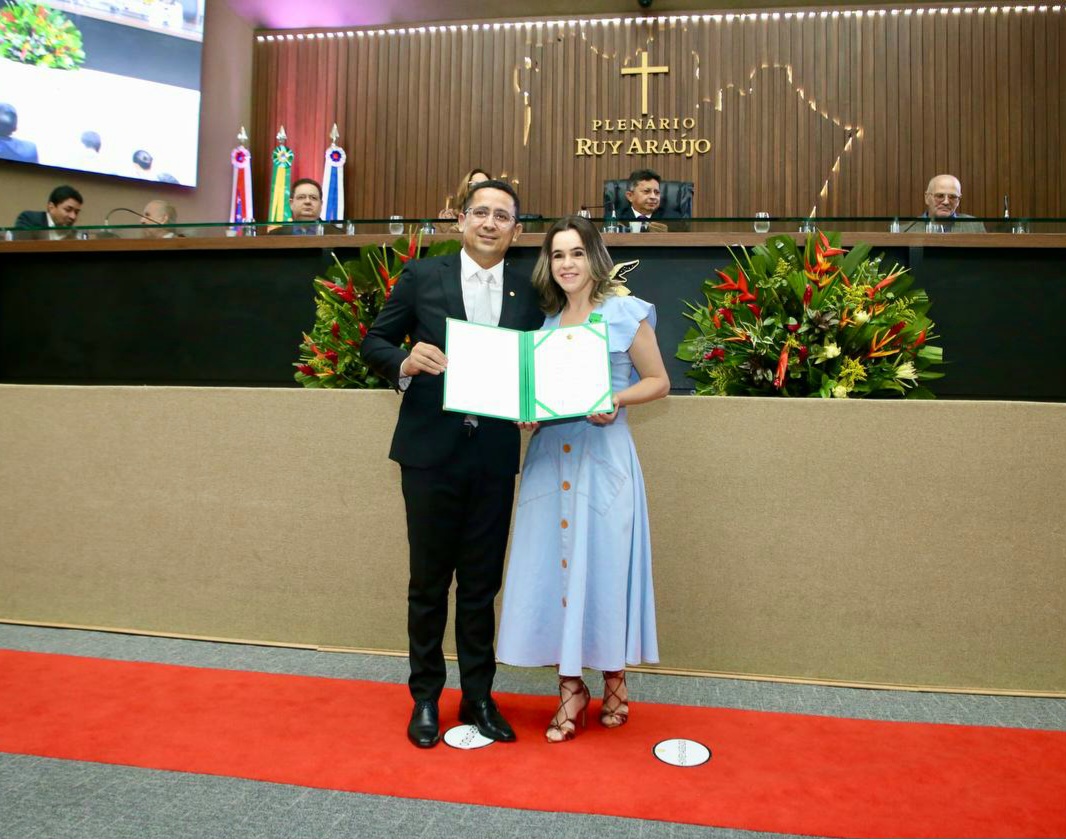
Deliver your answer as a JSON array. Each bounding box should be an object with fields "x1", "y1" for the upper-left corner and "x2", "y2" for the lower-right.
[
  {"x1": 852, "y1": 309, "x2": 871, "y2": 325},
  {"x1": 823, "y1": 342, "x2": 841, "y2": 359},
  {"x1": 895, "y1": 361, "x2": 918, "y2": 380},
  {"x1": 832, "y1": 385, "x2": 849, "y2": 399}
]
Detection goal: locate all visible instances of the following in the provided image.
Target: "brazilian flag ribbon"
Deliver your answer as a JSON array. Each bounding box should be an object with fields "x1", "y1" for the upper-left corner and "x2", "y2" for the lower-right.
[{"x1": 269, "y1": 127, "x2": 294, "y2": 223}]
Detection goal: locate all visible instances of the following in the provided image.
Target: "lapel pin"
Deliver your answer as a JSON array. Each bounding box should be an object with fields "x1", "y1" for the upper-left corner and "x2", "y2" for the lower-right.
[{"x1": 509, "y1": 290, "x2": 515, "y2": 297}]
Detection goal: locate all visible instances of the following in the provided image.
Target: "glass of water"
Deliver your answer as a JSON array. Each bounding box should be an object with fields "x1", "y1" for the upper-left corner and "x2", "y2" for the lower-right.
[
  {"x1": 389, "y1": 215, "x2": 404, "y2": 235},
  {"x1": 753, "y1": 212, "x2": 770, "y2": 234}
]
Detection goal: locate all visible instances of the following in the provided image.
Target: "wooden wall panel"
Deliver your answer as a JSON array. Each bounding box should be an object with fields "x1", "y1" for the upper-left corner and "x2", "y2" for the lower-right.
[{"x1": 251, "y1": 8, "x2": 1066, "y2": 221}]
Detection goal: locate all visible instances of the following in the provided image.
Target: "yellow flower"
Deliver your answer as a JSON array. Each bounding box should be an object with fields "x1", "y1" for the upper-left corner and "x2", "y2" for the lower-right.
[
  {"x1": 832, "y1": 385, "x2": 849, "y2": 399},
  {"x1": 837, "y1": 357, "x2": 868, "y2": 388},
  {"x1": 823, "y1": 342, "x2": 841, "y2": 359},
  {"x1": 852, "y1": 309, "x2": 870, "y2": 325}
]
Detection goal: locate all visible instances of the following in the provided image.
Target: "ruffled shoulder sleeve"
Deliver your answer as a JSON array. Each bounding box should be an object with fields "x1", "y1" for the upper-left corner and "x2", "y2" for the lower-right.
[{"x1": 600, "y1": 294, "x2": 656, "y2": 352}]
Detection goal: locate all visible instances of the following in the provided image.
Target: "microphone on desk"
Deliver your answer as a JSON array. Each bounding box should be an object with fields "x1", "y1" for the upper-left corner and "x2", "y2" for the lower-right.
[
  {"x1": 104, "y1": 207, "x2": 158, "y2": 226},
  {"x1": 1003, "y1": 195, "x2": 1010, "y2": 219}
]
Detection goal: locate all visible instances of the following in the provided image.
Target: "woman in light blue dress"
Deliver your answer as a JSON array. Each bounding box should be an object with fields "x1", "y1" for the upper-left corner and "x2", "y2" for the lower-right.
[{"x1": 497, "y1": 215, "x2": 670, "y2": 743}]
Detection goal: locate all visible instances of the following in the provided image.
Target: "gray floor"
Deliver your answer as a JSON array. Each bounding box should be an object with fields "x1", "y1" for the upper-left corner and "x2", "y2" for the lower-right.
[{"x1": 1, "y1": 624, "x2": 1064, "y2": 839}]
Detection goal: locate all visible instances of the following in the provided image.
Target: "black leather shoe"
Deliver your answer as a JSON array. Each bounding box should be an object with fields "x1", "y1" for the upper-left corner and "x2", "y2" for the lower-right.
[
  {"x1": 458, "y1": 696, "x2": 516, "y2": 742},
  {"x1": 407, "y1": 700, "x2": 441, "y2": 748}
]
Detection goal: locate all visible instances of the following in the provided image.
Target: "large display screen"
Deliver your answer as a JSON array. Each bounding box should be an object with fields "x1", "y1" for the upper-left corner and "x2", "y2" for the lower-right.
[{"x1": 0, "y1": 0, "x2": 204, "y2": 185}]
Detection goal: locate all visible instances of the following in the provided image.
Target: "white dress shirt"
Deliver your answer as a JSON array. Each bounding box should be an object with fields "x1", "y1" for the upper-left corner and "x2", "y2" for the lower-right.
[{"x1": 397, "y1": 249, "x2": 506, "y2": 384}]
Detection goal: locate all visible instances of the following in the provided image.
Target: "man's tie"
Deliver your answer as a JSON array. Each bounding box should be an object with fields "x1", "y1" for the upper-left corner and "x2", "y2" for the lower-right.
[
  {"x1": 470, "y1": 269, "x2": 496, "y2": 325},
  {"x1": 464, "y1": 270, "x2": 497, "y2": 432},
  {"x1": 638, "y1": 215, "x2": 649, "y2": 232}
]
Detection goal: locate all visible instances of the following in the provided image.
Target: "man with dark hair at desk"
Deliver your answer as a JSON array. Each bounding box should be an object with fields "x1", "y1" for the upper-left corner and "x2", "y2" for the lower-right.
[
  {"x1": 902, "y1": 174, "x2": 986, "y2": 233},
  {"x1": 0, "y1": 103, "x2": 39, "y2": 164},
  {"x1": 269, "y1": 178, "x2": 327, "y2": 235},
  {"x1": 618, "y1": 168, "x2": 677, "y2": 232},
  {"x1": 14, "y1": 185, "x2": 83, "y2": 240}
]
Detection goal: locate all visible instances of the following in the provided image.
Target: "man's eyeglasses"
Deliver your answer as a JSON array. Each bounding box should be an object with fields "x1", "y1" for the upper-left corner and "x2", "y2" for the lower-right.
[
  {"x1": 930, "y1": 192, "x2": 961, "y2": 202},
  {"x1": 465, "y1": 206, "x2": 516, "y2": 226}
]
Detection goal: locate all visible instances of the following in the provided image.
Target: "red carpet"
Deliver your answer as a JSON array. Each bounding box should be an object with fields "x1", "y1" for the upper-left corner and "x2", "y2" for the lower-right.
[{"x1": 1, "y1": 650, "x2": 1064, "y2": 838}]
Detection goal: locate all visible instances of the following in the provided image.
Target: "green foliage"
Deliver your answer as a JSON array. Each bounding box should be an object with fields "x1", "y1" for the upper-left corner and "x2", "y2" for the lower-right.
[
  {"x1": 0, "y1": 1, "x2": 85, "y2": 69},
  {"x1": 294, "y1": 234, "x2": 461, "y2": 388},
  {"x1": 677, "y1": 230, "x2": 945, "y2": 398}
]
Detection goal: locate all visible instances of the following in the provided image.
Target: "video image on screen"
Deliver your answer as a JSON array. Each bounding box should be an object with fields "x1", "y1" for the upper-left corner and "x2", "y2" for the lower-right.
[{"x1": 0, "y1": 0, "x2": 204, "y2": 186}]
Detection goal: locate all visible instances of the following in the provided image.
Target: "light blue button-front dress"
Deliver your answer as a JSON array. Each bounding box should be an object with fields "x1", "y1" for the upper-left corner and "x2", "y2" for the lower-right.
[{"x1": 497, "y1": 294, "x2": 660, "y2": 675}]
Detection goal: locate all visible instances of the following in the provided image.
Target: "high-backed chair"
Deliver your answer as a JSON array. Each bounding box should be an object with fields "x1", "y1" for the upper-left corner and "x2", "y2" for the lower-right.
[{"x1": 602, "y1": 179, "x2": 694, "y2": 218}]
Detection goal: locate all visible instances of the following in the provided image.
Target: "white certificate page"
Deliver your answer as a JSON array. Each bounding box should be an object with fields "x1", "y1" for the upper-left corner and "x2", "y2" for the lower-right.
[
  {"x1": 532, "y1": 323, "x2": 612, "y2": 420},
  {"x1": 442, "y1": 319, "x2": 522, "y2": 420}
]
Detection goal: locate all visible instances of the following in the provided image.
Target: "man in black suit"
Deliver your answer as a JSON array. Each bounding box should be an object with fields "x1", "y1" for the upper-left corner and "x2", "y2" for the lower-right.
[
  {"x1": 617, "y1": 167, "x2": 685, "y2": 232},
  {"x1": 362, "y1": 180, "x2": 542, "y2": 749},
  {"x1": 268, "y1": 178, "x2": 332, "y2": 235},
  {"x1": 13, "y1": 185, "x2": 83, "y2": 240}
]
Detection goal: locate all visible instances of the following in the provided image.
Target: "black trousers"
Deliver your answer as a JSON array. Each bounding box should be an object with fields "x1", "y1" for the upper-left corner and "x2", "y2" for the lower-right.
[{"x1": 400, "y1": 435, "x2": 516, "y2": 703}]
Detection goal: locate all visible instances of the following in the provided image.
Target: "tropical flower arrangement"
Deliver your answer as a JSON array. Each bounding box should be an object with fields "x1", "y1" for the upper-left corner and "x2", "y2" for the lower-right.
[
  {"x1": 677, "y1": 231, "x2": 943, "y2": 398},
  {"x1": 0, "y1": 1, "x2": 85, "y2": 69},
  {"x1": 294, "y1": 233, "x2": 461, "y2": 388}
]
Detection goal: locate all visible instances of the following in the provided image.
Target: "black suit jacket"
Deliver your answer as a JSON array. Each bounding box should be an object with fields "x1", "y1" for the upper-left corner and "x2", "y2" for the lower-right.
[
  {"x1": 361, "y1": 252, "x2": 543, "y2": 475},
  {"x1": 618, "y1": 205, "x2": 684, "y2": 222},
  {"x1": 14, "y1": 210, "x2": 47, "y2": 229}
]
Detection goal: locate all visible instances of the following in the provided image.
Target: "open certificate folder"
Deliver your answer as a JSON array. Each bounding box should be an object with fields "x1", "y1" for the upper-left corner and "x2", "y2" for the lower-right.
[{"x1": 442, "y1": 317, "x2": 613, "y2": 422}]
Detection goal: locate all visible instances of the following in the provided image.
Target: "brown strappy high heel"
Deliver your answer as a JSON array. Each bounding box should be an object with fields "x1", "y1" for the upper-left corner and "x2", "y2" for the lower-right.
[
  {"x1": 600, "y1": 670, "x2": 629, "y2": 728},
  {"x1": 545, "y1": 676, "x2": 590, "y2": 743}
]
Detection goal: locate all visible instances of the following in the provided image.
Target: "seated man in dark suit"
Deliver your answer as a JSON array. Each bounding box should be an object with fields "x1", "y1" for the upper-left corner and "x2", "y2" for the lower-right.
[
  {"x1": 0, "y1": 103, "x2": 38, "y2": 163},
  {"x1": 617, "y1": 168, "x2": 685, "y2": 232},
  {"x1": 268, "y1": 178, "x2": 334, "y2": 235},
  {"x1": 902, "y1": 174, "x2": 986, "y2": 233},
  {"x1": 13, "y1": 185, "x2": 83, "y2": 240}
]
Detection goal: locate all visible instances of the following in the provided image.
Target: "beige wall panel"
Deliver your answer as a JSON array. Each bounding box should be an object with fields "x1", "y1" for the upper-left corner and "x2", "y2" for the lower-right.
[{"x1": 1, "y1": 385, "x2": 1064, "y2": 693}]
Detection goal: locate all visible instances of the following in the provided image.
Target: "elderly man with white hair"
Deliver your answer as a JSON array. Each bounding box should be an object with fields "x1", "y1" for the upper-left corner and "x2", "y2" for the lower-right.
[{"x1": 903, "y1": 174, "x2": 986, "y2": 232}]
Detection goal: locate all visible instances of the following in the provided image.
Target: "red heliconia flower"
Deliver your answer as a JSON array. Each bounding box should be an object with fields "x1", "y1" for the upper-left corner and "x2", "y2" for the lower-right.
[
  {"x1": 320, "y1": 280, "x2": 354, "y2": 303},
  {"x1": 378, "y1": 263, "x2": 391, "y2": 284},
  {"x1": 330, "y1": 321, "x2": 340, "y2": 339},
  {"x1": 772, "y1": 344, "x2": 791, "y2": 389},
  {"x1": 913, "y1": 328, "x2": 927, "y2": 348},
  {"x1": 408, "y1": 235, "x2": 418, "y2": 260},
  {"x1": 746, "y1": 303, "x2": 762, "y2": 319},
  {"x1": 787, "y1": 322, "x2": 800, "y2": 333},
  {"x1": 803, "y1": 284, "x2": 813, "y2": 306},
  {"x1": 296, "y1": 364, "x2": 315, "y2": 376},
  {"x1": 712, "y1": 312, "x2": 722, "y2": 329},
  {"x1": 359, "y1": 323, "x2": 368, "y2": 338},
  {"x1": 866, "y1": 271, "x2": 902, "y2": 299},
  {"x1": 713, "y1": 269, "x2": 740, "y2": 291},
  {"x1": 735, "y1": 270, "x2": 758, "y2": 303},
  {"x1": 704, "y1": 347, "x2": 725, "y2": 361},
  {"x1": 325, "y1": 350, "x2": 339, "y2": 364},
  {"x1": 887, "y1": 320, "x2": 906, "y2": 338},
  {"x1": 817, "y1": 230, "x2": 846, "y2": 258},
  {"x1": 717, "y1": 307, "x2": 735, "y2": 326},
  {"x1": 798, "y1": 345, "x2": 810, "y2": 362}
]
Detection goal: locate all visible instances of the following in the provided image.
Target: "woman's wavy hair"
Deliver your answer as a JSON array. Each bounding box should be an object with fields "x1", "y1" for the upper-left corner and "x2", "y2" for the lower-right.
[
  {"x1": 454, "y1": 167, "x2": 491, "y2": 212},
  {"x1": 532, "y1": 215, "x2": 619, "y2": 315}
]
